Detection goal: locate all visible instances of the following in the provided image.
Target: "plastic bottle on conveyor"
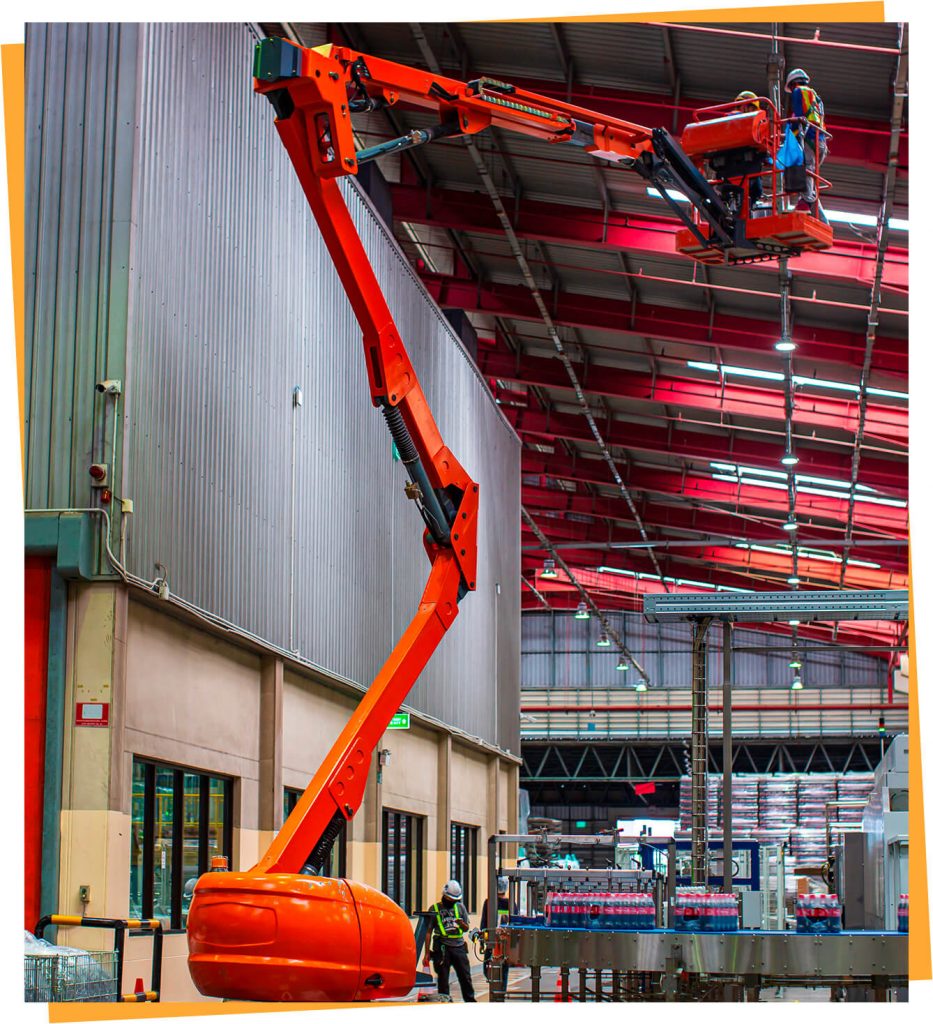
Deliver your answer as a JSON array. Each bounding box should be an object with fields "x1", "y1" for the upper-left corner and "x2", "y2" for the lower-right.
[
  {"x1": 898, "y1": 894, "x2": 909, "y2": 933},
  {"x1": 635, "y1": 892, "x2": 655, "y2": 929},
  {"x1": 612, "y1": 893, "x2": 624, "y2": 930},
  {"x1": 813, "y1": 893, "x2": 841, "y2": 934},
  {"x1": 570, "y1": 892, "x2": 585, "y2": 929},
  {"x1": 588, "y1": 892, "x2": 605, "y2": 930},
  {"x1": 706, "y1": 893, "x2": 739, "y2": 932},
  {"x1": 795, "y1": 893, "x2": 812, "y2": 933},
  {"x1": 548, "y1": 891, "x2": 563, "y2": 929},
  {"x1": 674, "y1": 892, "x2": 703, "y2": 932}
]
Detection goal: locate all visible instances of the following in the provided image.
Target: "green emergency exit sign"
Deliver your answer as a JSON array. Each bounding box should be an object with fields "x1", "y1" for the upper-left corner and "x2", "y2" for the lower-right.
[{"x1": 388, "y1": 712, "x2": 410, "y2": 730}]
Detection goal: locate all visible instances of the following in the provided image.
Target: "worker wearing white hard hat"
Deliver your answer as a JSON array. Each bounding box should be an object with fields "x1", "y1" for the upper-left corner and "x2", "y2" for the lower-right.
[
  {"x1": 785, "y1": 68, "x2": 829, "y2": 221},
  {"x1": 424, "y1": 879, "x2": 476, "y2": 1001}
]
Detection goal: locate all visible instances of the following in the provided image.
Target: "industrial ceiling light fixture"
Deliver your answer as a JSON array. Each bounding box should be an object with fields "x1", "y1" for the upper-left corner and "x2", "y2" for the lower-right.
[
  {"x1": 789, "y1": 656, "x2": 803, "y2": 670},
  {"x1": 791, "y1": 676, "x2": 804, "y2": 690},
  {"x1": 783, "y1": 516, "x2": 799, "y2": 532},
  {"x1": 616, "y1": 657, "x2": 629, "y2": 671},
  {"x1": 781, "y1": 448, "x2": 800, "y2": 467},
  {"x1": 788, "y1": 618, "x2": 801, "y2": 626},
  {"x1": 596, "y1": 632, "x2": 612, "y2": 647},
  {"x1": 787, "y1": 574, "x2": 801, "y2": 586},
  {"x1": 575, "y1": 601, "x2": 590, "y2": 620},
  {"x1": 775, "y1": 339, "x2": 797, "y2": 352},
  {"x1": 634, "y1": 680, "x2": 648, "y2": 692},
  {"x1": 541, "y1": 558, "x2": 558, "y2": 579}
]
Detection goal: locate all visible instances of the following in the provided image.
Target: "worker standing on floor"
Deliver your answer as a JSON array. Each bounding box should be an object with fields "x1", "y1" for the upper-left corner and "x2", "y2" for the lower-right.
[
  {"x1": 424, "y1": 880, "x2": 476, "y2": 1002},
  {"x1": 478, "y1": 877, "x2": 513, "y2": 991},
  {"x1": 785, "y1": 68, "x2": 829, "y2": 222}
]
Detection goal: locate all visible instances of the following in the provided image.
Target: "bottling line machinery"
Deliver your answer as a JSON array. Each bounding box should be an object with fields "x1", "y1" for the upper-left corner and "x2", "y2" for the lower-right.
[{"x1": 484, "y1": 831, "x2": 908, "y2": 1002}]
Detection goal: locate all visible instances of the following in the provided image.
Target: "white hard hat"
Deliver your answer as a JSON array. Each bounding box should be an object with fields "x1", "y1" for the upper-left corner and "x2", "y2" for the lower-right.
[
  {"x1": 443, "y1": 879, "x2": 463, "y2": 899},
  {"x1": 785, "y1": 68, "x2": 810, "y2": 92}
]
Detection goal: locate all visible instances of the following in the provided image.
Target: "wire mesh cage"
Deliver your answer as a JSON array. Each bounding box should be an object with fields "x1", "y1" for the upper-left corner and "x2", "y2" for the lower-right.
[{"x1": 24, "y1": 949, "x2": 119, "y2": 1002}]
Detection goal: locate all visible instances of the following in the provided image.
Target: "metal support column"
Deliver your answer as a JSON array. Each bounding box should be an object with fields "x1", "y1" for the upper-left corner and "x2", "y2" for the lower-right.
[
  {"x1": 691, "y1": 618, "x2": 711, "y2": 885},
  {"x1": 722, "y1": 621, "x2": 733, "y2": 893}
]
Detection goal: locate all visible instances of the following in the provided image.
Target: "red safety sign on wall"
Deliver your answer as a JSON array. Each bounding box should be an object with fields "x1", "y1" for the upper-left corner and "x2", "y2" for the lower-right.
[{"x1": 75, "y1": 702, "x2": 110, "y2": 727}]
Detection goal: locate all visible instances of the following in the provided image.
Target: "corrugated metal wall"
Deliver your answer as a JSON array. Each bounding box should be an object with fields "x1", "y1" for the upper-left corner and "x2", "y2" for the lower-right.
[
  {"x1": 26, "y1": 22, "x2": 521, "y2": 753},
  {"x1": 522, "y1": 612, "x2": 887, "y2": 691},
  {"x1": 25, "y1": 23, "x2": 139, "y2": 510}
]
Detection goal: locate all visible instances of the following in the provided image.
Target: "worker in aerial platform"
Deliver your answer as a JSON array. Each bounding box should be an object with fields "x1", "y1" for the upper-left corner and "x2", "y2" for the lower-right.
[
  {"x1": 733, "y1": 90, "x2": 770, "y2": 212},
  {"x1": 785, "y1": 68, "x2": 829, "y2": 222},
  {"x1": 705, "y1": 90, "x2": 770, "y2": 219},
  {"x1": 424, "y1": 880, "x2": 476, "y2": 1002}
]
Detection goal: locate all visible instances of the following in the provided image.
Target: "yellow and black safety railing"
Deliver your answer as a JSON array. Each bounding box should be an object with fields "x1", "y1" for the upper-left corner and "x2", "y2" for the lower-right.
[{"x1": 35, "y1": 914, "x2": 164, "y2": 1002}]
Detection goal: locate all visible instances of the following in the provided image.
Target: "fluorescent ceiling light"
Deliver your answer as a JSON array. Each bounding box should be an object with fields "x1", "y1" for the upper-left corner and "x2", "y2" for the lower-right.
[
  {"x1": 866, "y1": 386, "x2": 909, "y2": 400},
  {"x1": 689, "y1": 361, "x2": 908, "y2": 402},
  {"x1": 647, "y1": 186, "x2": 689, "y2": 203},
  {"x1": 793, "y1": 375, "x2": 861, "y2": 393},
  {"x1": 823, "y1": 209, "x2": 909, "y2": 232},
  {"x1": 710, "y1": 462, "x2": 904, "y2": 508}
]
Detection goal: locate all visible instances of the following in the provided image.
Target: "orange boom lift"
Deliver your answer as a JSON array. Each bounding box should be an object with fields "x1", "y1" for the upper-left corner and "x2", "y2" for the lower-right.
[{"x1": 186, "y1": 38, "x2": 832, "y2": 1004}]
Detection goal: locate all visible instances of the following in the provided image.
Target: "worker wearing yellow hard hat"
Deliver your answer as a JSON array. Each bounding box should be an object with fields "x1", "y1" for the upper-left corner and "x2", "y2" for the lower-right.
[{"x1": 734, "y1": 90, "x2": 761, "y2": 112}]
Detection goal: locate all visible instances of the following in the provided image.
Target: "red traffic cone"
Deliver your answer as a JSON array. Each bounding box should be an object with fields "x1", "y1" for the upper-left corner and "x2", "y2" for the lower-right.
[{"x1": 134, "y1": 977, "x2": 145, "y2": 997}]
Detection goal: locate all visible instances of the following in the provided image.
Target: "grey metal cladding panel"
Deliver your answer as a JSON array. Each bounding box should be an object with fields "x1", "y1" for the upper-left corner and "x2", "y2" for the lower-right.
[
  {"x1": 123, "y1": 23, "x2": 520, "y2": 750},
  {"x1": 24, "y1": 23, "x2": 139, "y2": 509},
  {"x1": 522, "y1": 611, "x2": 891, "y2": 690}
]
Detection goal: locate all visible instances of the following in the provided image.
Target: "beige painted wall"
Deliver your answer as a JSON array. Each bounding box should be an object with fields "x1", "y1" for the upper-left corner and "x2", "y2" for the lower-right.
[{"x1": 55, "y1": 590, "x2": 519, "y2": 1000}]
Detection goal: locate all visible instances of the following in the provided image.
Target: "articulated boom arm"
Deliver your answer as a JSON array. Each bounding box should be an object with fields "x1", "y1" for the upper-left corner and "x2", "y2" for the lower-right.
[
  {"x1": 253, "y1": 38, "x2": 737, "y2": 250},
  {"x1": 252, "y1": 40, "x2": 479, "y2": 878}
]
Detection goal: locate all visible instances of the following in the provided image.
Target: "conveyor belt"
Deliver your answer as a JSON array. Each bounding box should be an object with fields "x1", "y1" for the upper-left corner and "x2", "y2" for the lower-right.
[{"x1": 501, "y1": 927, "x2": 907, "y2": 979}]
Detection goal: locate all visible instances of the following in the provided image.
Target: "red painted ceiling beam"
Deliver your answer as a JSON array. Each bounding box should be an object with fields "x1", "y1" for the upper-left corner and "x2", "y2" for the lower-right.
[
  {"x1": 392, "y1": 184, "x2": 909, "y2": 292},
  {"x1": 522, "y1": 540, "x2": 907, "y2": 592},
  {"x1": 422, "y1": 274, "x2": 908, "y2": 376},
  {"x1": 525, "y1": 543, "x2": 906, "y2": 586},
  {"x1": 523, "y1": 474, "x2": 907, "y2": 535},
  {"x1": 519, "y1": 446, "x2": 906, "y2": 506},
  {"x1": 484, "y1": 350, "x2": 907, "y2": 447},
  {"x1": 476, "y1": 76, "x2": 908, "y2": 176},
  {"x1": 522, "y1": 532, "x2": 901, "y2": 589},
  {"x1": 520, "y1": 506, "x2": 907, "y2": 574},
  {"x1": 504, "y1": 406, "x2": 906, "y2": 493}
]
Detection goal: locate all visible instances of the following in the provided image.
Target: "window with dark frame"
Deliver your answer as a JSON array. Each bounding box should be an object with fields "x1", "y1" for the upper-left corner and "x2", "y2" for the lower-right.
[
  {"x1": 283, "y1": 787, "x2": 347, "y2": 877},
  {"x1": 449, "y1": 822, "x2": 478, "y2": 912},
  {"x1": 382, "y1": 809, "x2": 424, "y2": 915},
  {"x1": 129, "y1": 758, "x2": 232, "y2": 931}
]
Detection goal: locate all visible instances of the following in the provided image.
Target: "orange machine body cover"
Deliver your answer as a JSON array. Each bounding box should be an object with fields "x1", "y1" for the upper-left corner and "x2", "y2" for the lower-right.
[
  {"x1": 187, "y1": 873, "x2": 416, "y2": 1001},
  {"x1": 680, "y1": 110, "x2": 770, "y2": 158}
]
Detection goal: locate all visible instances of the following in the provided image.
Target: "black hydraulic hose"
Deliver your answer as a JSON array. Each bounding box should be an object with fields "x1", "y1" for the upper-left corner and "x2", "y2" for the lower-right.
[{"x1": 381, "y1": 403, "x2": 452, "y2": 546}]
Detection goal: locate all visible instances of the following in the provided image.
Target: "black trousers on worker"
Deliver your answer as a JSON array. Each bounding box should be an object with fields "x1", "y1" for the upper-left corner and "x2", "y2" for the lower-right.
[{"x1": 433, "y1": 942, "x2": 476, "y2": 1002}]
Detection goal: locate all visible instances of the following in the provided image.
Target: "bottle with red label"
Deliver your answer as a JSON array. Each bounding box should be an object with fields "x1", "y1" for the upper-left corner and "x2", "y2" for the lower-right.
[
  {"x1": 674, "y1": 892, "x2": 703, "y2": 932},
  {"x1": 795, "y1": 893, "x2": 812, "y2": 934}
]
